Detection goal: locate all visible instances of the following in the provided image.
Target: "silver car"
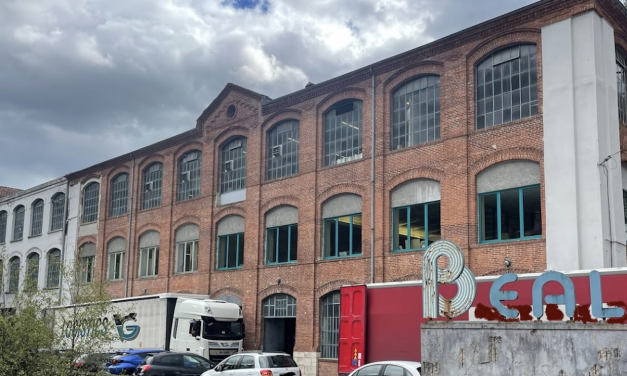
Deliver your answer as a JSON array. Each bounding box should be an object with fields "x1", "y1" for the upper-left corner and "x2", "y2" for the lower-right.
[
  {"x1": 347, "y1": 360, "x2": 422, "y2": 376},
  {"x1": 202, "y1": 351, "x2": 300, "y2": 376}
]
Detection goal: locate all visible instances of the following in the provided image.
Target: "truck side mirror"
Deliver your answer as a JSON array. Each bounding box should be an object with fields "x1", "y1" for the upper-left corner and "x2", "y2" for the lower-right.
[{"x1": 195, "y1": 336, "x2": 200, "y2": 341}]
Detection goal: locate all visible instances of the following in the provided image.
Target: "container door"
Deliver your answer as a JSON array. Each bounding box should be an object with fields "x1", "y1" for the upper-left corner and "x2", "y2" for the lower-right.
[{"x1": 338, "y1": 285, "x2": 367, "y2": 375}]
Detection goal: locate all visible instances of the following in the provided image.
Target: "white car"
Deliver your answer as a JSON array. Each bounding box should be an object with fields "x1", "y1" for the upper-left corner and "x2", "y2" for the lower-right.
[
  {"x1": 347, "y1": 360, "x2": 422, "y2": 376},
  {"x1": 201, "y1": 351, "x2": 301, "y2": 376}
]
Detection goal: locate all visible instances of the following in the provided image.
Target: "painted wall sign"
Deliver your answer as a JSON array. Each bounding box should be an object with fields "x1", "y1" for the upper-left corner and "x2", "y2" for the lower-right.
[
  {"x1": 61, "y1": 312, "x2": 140, "y2": 341},
  {"x1": 422, "y1": 240, "x2": 626, "y2": 321}
]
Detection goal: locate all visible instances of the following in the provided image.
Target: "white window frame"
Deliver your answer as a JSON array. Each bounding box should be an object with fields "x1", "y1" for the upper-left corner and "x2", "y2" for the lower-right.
[
  {"x1": 107, "y1": 251, "x2": 125, "y2": 281},
  {"x1": 139, "y1": 246, "x2": 159, "y2": 277},
  {"x1": 175, "y1": 240, "x2": 198, "y2": 274}
]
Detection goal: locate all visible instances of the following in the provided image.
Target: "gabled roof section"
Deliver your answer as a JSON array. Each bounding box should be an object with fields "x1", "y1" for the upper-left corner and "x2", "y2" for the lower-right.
[
  {"x1": 196, "y1": 83, "x2": 269, "y2": 127},
  {"x1": 0, "y1": 186, "x2": 22, "y2": 199}
]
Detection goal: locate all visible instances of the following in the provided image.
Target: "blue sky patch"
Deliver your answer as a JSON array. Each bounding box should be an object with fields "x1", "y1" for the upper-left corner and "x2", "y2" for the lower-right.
[{"x1": 224, "y1": 0, "x2": 269, "y2": 13}]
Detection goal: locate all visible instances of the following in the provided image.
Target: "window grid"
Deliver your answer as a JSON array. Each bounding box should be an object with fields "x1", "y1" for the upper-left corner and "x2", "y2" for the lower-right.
[
  {"x1": 82, "y1": 183, "x2": 100, "y2": 223},
  {"x1": 262, "y1": 294, "x2": 296, "y2": 318},
  {"x1": 320, "y1": 291, "x2": 340, "y2": 359},
  {"x1": 266, "y1": 121, "x2": 299, "y2": 181},
  {"x1": 30, "y1": 200, "x2": 44, "y2": 237},
  {"x1": 266, "y1": 224, "x2": 298, "y2": 264},
  {"x1": 392, "y1": 76, "x2": 441, "y2": 150},
  {"x1": 323, "y1": 101, "x2": 363, "y2": 167},
  {"x1": 323, "y1": 214, "x2": 362, "y2": 259},
  {"x1": 392, "y1": 201, "x2": 441, "y2": 252},
  {"x1": 617, "y1": 49, "x2": 627, "y2": 124},
  {"x1": 0, "y1": 211, "x2": 7, "y2": 244},
  {"x1": 217, "y1": 233, "x2": 244, "y2": 270},
  {"x1": 108, "y1": 251, "x2": 125, "y2": 281},
  {"x1": 50, "y1": 193, "x2": 65, "y2": 231},
  {"x1": 142, "y1": 163, "x2": 163, "y2": 210},
  {"x1": 110, "y1": 174, "x2": 129, "y2": 217},
  {"x1": 139, "y1": 246, "x2": 159, "y2": 277},
  {"x1": 476, "y1": 45, "x2": 538, "y2": 129},
  {"x1": 175, "y1": 240, "x2": 198, "y2": 274},
  {"x1": 479, "y1": 185, "x2": 542, "y2": 243},
  {"x1": 178, "y1": 151, "x2": 202, "y2": 202},
  {"x1": 80, "y1": 256, "x2": 95, "y2": 283},
  {"x1": 8, "y1": 257, "x2": 20, "y2": 293},
  {"x1": 13, "y1": 206, "x2": 25, "y2": 241},
  {"x1": 46, "y1": 249, "x2": 61, "y2": 288},
  {"x1": 220, "y1": 139, "x2": 247, "y2": 193},
  {"x1": 26, "y1": 253, "x2": 39, "y2": 289}
]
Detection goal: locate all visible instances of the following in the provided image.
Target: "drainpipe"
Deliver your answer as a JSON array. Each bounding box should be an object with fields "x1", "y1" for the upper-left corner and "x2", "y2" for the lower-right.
[
  {"x1": 370, "y1": 67, "x2": 376, "y2": 284},
  {"x1": 58, "y1": 179, "x2": 71, "y2": 303},
  {"x1": 125, "y1": 154, "x2": 135, "y2": 297}
]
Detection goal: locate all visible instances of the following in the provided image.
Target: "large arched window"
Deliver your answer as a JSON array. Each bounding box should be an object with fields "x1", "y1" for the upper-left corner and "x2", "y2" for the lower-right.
[
  {"x1": 323, "y1": 100, "x2": 363, "y2": 167},
  {"x1": 392, "y1": 76, "x2": 440, "y2": 150},
  {"x1": 110, "y1": 173, "x2": 129, "y2": 217},
  {"x1": 175, "y1": 224, "x2": 199, "y2": 273},
  {"x1": 8, "y1": 257, "x2": 20, "y2": 293},
  {"x1": 142, "y1": 162, "x2": 163, "y2": 210},
  {"x1": 265, "y1": 206, "x2": 298, "y2": 264},
  {"x1": 216, "y1": 216, "x2": 244, "y2": 270},
  {"x1": 322, "y1": 194, "x2": 362, "y2": 259},
  {"x1": 220, "y1": 138, "x2": 247, "y2": 193},
  {"x1": 177, "y1": 150, "x2": 202, "y2": 202},
  {"x1": 107, "y1": 237, "x2": 126, "y2": 281},
  {"x1": 46, "y1": 249, "x2": 61, "y2": 288},
  {"x1": 26, "y1": 252, "x2": 40, "y2": 289},
  {"x1": 391, "y1": 179, "x2": 441, "y2": 251},
  {"x1": 30, "y1": 199, "x2": 44, "y2": 237},
  {"x1": 266, "y1": 120, "x2": 299, "y2": 180},
  {"x1": 82, "y1": 182, "x2": 100, "y2": 224},
  {"x1": 0, "y1": 211, "x2": 7, "y2": 244},
  {"x1": 79, "y1": 242, "x2": 96, "y2": 283},
  {"x1": 320, "y1": 291, "x2": 341, "y2": 359},
  {"x1": 138, "y1": 231, "x2": 160, "y2": 278},
  {"x1": 617, "y1": 48, "x2": 626, "y2": 124},
  {"x1": 476, "y1": 44, "x2": 538, "y2": 129},
  {"x1": 50, "y1": 193, "x2": 65, "y2": 232},
  {"x1": 13, "y1": 205, "x2": 25, "y2": 241}
]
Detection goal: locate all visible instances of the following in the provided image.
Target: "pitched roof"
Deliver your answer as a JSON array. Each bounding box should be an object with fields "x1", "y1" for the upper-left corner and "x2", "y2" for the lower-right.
[{"x1": 0, "y1": 186, "x2": 22, "y2": 199}]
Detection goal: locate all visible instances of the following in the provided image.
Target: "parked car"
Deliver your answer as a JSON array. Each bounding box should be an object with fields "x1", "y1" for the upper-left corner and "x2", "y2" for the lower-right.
[
  {"x1": 73, "y1": 352, "x2": 115, "y2": 373},
  {"x1": 347, "y1": 361, "x2": 422, "y2": 376},
  {"x1": 201, "y1": 351, "x2": 300, "y2": 376},
  {"x1": 106, "y1": 349, "x2": 168, "y2": 375},
  {"x1": 134, "y1": 352, "x2": 216, "y2": 376}
]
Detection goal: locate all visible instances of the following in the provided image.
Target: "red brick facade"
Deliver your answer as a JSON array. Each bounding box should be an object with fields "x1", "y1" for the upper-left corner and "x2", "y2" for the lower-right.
[{"x1": 65, "y1": 0, "x2": 627, "y2": 372}]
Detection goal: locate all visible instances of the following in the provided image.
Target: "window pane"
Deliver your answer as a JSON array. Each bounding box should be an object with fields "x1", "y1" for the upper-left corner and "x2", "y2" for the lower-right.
[
  {"x1": 0, "y1": 211, "x2": 7, "y2": 244},
  {"x1": 47, "y1": 250, "x2": 61, "y2": 288},
  {"x1": 82, "y1": 183, "x2": 100, "y2": 223},
  {"x1": 51, "y1": 193, "x2": 65, "y2": 231},
  {"x1": 218, "y1": 237, "x2": 228, "y2": 269},
  {"x1": 266, "y1": 120, "x2": 299, "y2": 180},
  {"x1": 324, "y1": 219, "x2": 337, "y2": 258},
  {"x1": 267, "y1": 228, "x2": 277, "y2": 263},
  {"x1": 481, "y1": 194, "x2": 498, "y2": 241},
  {"x1": 427, "y1": 203, "x2": 441, "y2": 244},
  {"x1": 352, "y1": 215, "x2": 362, "y2": 255},
  {"x1": 391, "y1": 77, "x2": 440, "y2": 150},
  {"x1": 277, "y1": 226, "x2": 290, "y2": 263},
  {"x1": 382, "y1": 365, "x2": 405, "y2": 376},
  {"x1": 31, "y1": 200, "x2": 44, "y2": 236},
  {"x1": 337, "y1": 216, "x2": 351, "y2": 256},
  {"x1": 500, "y1": 189, "x2": 521, "y2": 240},
  {"x1": 110, "y1": 174, "x2": 129, "y2": 217},
  {"x1": 393, "y1": 208, "x2": 408, "y2": 250},
  {"x1": 13, "y1": 206, "x2": 25, "y2": 240},
  {"x1": 323, "y1": 101, "x2": 363, "y2": 166},
  {"x1": 220, "y1": 139, "x2": 247, "y2": 193},
  {"x1": 178, "y1": 151, "x2": 202, "y2": 201},
  {"x1": 523, "y1": 186, "x2": 542, "y2": 237},
  {"x1": 290, "y1": 225, "x2": 298, "y2": 262},
  {"x1": 227, "y1": 234, "x2": 238, "y2": 268},
  {"x1": 142, "y1": 163, "x2": 163, "y2": 210},
  {"x1": 320, "y1": 291, "x2": 340, "y2": 359},
  {"x1": 409, "y1": 204, "x2": 425, "y2": 249}
]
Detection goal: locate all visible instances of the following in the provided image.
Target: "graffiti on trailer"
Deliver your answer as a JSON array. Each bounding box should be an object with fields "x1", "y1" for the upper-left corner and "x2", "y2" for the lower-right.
[
  {"x1": 61, "y1": 312, "x2": 141, "y2": 341},
  {"x1": 422, "y1": 240, "x2": 627, "y2": 322}
]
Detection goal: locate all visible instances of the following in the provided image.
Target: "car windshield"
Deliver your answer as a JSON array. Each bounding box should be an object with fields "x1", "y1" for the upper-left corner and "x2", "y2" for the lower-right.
[
  {"x1": 202, "y1": 316, "x2": 244, "y2": 340},
  {"x1": 259, "y1": 355, "x2": 297, "y2": 368}
]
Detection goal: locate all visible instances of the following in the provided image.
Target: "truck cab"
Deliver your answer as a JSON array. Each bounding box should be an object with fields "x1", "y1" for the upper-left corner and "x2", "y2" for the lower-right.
[{"x1": 170, "y1": 299, "x2": 244, "y2": 362}]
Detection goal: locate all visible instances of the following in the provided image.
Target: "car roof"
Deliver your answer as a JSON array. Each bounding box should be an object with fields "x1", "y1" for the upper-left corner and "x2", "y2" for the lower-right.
[
  {"x1": 363, "y1": 361, "x2": 422, "y2": 367},
  {"x1": 152, "y1": 352, "x2": 204, "y2": 357},
  {"x1": 118, "y1": 349, "x2": 165, "y2": 354}
]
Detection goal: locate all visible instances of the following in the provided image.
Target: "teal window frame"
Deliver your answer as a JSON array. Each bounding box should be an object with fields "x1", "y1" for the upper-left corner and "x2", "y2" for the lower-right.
[
  {"x1": 478, "y1": 184, "x2": 542, "y2": 243},
  {"x1": 392, "y1": 201, "x2": 441, "y2": 252},
  {"x1": 217, "y1": 233, "x2": 244, "y2": 270},
  {"x1": 265, "y1": 224, "x2": 298, "y2": 265},
  {"x1": 323, "y1": 213, "x2": 362, "y2": 259}
]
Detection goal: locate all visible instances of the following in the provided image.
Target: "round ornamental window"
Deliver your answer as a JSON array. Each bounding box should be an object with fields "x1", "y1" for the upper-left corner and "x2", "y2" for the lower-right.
[{"x1": 227, "y1": 105, "x2": 236, "y2": 119}]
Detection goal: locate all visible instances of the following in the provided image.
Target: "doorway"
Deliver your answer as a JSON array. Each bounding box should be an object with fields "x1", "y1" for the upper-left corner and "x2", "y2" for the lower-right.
[{"x1": 262, "y1": 294, "x2": 296, "y2": 355}]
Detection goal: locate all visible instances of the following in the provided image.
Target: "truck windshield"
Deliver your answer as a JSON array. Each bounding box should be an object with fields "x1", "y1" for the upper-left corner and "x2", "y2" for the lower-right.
[{"x1": 202, "y1": 316, "x2": 244, "y2": 340}]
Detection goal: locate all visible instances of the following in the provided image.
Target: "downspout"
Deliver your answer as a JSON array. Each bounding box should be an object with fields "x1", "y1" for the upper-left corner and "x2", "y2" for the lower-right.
[
  {"x1": 58, "y1": 179, "x2": 71, "y2": 303},
  {"x1": 125, "y1": 154, "x2": 135, "y2": 297},
  {"x1": 370, "y1": 67, "x2": 376, "y2": 284}
]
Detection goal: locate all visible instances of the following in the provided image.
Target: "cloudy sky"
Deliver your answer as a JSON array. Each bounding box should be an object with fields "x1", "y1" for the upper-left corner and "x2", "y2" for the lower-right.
[{"x1": 0, "y1": 0, "x2": 536, "y2": 189}]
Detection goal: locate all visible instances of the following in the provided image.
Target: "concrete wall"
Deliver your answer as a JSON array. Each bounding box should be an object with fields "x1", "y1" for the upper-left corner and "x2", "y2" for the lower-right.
[{"x1": 421, "y1": 321, "x2": 627, "y2": 376}]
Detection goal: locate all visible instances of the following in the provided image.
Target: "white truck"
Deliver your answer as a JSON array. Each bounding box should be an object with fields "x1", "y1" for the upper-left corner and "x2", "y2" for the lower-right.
[{"x1": 51, "y1": 293, "x2": 245, "y2": 362}]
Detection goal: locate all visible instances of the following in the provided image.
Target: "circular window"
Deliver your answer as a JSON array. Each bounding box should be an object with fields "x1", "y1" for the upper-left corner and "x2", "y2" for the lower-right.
[{"x1": 226, "y1": 105, "x2": 236, "y2": 119}]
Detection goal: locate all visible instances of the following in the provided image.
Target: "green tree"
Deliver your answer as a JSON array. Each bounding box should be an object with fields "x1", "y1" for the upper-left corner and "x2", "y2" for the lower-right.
[{"x1": 0, "y1": 247, "x2": 120, "y2": 376}]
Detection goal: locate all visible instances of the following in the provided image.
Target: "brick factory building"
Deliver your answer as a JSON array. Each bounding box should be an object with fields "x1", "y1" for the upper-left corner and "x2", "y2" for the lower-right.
[{"x1": 18, "y1": 0, "x2": 627, "y2": 375}]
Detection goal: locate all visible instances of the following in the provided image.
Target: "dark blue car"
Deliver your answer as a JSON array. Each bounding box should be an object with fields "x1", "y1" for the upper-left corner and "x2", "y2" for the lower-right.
[{"x1": 106, "y1": 349, "x2": 168, "y2": 375}]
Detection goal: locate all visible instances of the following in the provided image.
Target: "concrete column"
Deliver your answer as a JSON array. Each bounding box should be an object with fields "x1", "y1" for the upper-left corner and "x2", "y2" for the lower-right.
[{"x1": 543, "y1": 10, "x2": 626, "y2": 270}]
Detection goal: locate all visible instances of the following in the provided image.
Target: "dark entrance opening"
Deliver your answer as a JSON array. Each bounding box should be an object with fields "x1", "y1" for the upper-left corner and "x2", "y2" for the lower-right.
[{"x1": 262, "y1": 294, "x2": 296, "y2": 355}]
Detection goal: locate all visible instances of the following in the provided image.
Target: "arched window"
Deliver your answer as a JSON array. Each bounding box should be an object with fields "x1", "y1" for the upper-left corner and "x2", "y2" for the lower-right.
[
  {"x1": 220, "y1": 138, "x2": 247, "y2": 193},
  {"x1": 138, "y1": 231, "x2": 160, "y2": 277},
  {"x1": 13, "y1": 205, "x2": 25, "y2": 241},
  {"x1": 107, "y1": 237, "x2": 126, "y2": 281},
  {"x1": 8, "y1": 257, "x2": 20, "y2": 293},
  {"x1": 30, "y1": 199, "x2": 44, "y2": 237},
  {"x1": 46, "y1": 249, "x2": 61, "y2": 288},
  {"x1": 617, "y1": 48, "x2": 626, "y2": 124},
  {"x1": 82, "y1": 182, "x2": 100, "y2": 223},
  {"x1": 216, "y1": 216, "x2": 244, "y2": 270},
  {"x1": 476, "y1": 44, "x2": 538, "y2": 129},
  {"x1": 391, "y1": 179, "x2": 441, "y2": 251},
  {"x1": 320, "y1": 291, "x2": 341, "y2": 359},
  {"x1": 175, "y1": 224, "x2": 199, "y2": 273},
  {"x1": 110, "y1": 173, "x2": 129, "y2": 217},
  {"x1": 265, "y1": 206, "x2": 298, "y2": 264},
  {"x1": 79, "y1": 243, "x2": 96, "y2": 283},
  {"x1": 142, "y1": 162, "x2": 163, "y2": 210},
  {"x1": 322, "y1": 194, "x2": 362, "y2": 259},
  {"x1": 323, "y1": 100, "x2": 363, "y2": 166},
  {"x1": 26, "y1": 252, "x2": 40, "y2": 289},
  {"x1": 0, "y1": 211, "x2": 7, "y2": 244},
  {"x1": 50, "y1": 193, "x2": 65, "y2": 232},
  {"x1": 266, "y1": 120, "x2": 299, "y2": 180},
  {"x1": 392, "y1": 76, "x2": 440, "y2": 150},
  {"x1": 178, "y1": 150, "x2": 202, "y2": 202}
]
